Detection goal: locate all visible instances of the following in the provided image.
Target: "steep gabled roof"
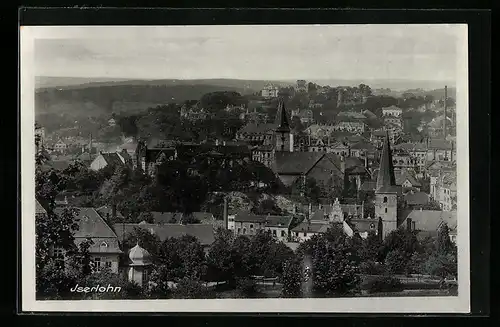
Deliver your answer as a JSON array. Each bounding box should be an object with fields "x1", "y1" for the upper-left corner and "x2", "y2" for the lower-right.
[
  {"x1": 55, "y1": 207, "x2": 122, "y2": 253},
  {"x1": 275, "y1": 99, "x2": 291, "y2": 133},
  {"x1": 274, "y1": 152, "x2": 325, "y2": 175},
  {"x1": 376, "y1": 131, "x2": 397, "y2": 193}
]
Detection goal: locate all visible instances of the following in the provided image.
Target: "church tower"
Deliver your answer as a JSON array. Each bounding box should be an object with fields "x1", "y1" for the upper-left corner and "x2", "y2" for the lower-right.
[
  {"x1": 275, "y1": 98, "x2": 294, "y2": 152},
  {"x1": 374, "y1": 131, "x2": 399, "y2": 240}
]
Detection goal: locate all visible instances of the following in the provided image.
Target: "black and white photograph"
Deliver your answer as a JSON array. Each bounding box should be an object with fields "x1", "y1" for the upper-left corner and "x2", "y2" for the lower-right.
[{"x1": 21, "y1": 23, "x2": 470, "y2": 313}]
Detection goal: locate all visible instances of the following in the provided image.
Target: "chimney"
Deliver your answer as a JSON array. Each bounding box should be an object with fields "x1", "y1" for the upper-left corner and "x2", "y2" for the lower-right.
[
  {"x1": 112, "y1": 205, "x2": 117, "y2": 219},
  {"x1": 443, "y1": 85, "x2": 448, "y2": 140},
  {"x1": 364, "y1": 156, "x2": 368, "y2": 169},
  {"x1": 223, "y1": 197, "x2": 228, "y2": 229},
  {"x1": 407, "y1": 218, "x2": 412, "y2": 231}
]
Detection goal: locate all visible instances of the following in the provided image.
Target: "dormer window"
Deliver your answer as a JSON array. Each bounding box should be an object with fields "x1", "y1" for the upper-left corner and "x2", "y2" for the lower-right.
[
  {"x1": 82, "y1": 215, "x2": 89, "y2": 222},
  {"x1": 383, "y1": 196, "x2": 388, "y2": 203},
  {"x1": 100, "y1": 241, "x2": 108, "y2": 247}
]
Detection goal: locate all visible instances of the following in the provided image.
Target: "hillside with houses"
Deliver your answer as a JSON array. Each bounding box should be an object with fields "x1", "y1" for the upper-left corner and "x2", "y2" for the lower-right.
[{"x1": 35, "y1": 78, "x2": 458, "y2": 300}]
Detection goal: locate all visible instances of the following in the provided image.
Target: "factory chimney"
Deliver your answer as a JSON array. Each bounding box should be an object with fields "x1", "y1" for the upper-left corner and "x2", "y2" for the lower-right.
[
  {"x1": 443, "y1": 85, "x2": 447, "y2": 140},
  {"x1": 223, "y1": 196, "x2": 229, "y2": 229}
]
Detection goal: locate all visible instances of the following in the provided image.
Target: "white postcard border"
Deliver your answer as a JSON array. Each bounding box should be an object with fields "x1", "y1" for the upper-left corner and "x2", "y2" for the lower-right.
[{"x1": 20, "y1": 24, "x2": 470, "y2": 313}]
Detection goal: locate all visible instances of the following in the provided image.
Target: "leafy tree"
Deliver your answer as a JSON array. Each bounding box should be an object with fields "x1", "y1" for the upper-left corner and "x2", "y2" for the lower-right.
[
  {"x1": 297, "y1": 225, "x2": 361, "y2": 296},
  {"x1": 421, "y1": 252, "x2": 457, "y2": 278},
  {"x1": 437, "y1": 223, "x2": 454, "y2": 254},
  {"x1": 206, "y1": 228, "x2": 236, "y2": 283},
  {"x1": 157, "y1": 235, "x2": 207, "y2": 281},
  {"x1": 384, "y1": 249, "x2": 409, "y2": 275},
  {"x1": 382, "y1": 228, "x2": 420, "y2": 260},
  {"x1": 252, "y1": 198, "x2": 282, "y2": 215},
  {"x1": 281, "y1": 259, "x2": 303, "y2": 298},
  {"x1": 359, "y1": 231, "x2": 384, "y2": 262}
]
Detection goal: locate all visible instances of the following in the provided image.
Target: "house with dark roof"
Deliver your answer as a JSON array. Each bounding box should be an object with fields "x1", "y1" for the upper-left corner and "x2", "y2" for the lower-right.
[
  {"x1": 426, "y1": 138, "x2": 456, "y2": 162},
  {"x1": 272, "y1": 151, "x2": 345, "y2": 195},
  {"x1": 395, "y1": 169, "x2": 422, "y2": 191},
  {"x1": 401, "y1": 209, "x2": 457, "y2": 243},
  {"x1": 230, "y1": 212, "x2": 294, "y2": 242},
  {"x1": 404, "y1": 192, "x2": 430, "y2": 207},
  {"x1": 96, "y1": 205, "x2": 125, "y2": 221},
  {"x1": 55, "y1": 207, "x2": 122, "y2": 273},
  {"x1": 89, "y1": 151, "x2": 131, "y2": 172}
]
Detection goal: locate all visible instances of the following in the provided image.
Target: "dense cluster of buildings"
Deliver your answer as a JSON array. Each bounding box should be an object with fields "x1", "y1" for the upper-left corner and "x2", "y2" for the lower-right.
[{"x1": 37, "y1": 83, "x2": 458, "y2": 289}]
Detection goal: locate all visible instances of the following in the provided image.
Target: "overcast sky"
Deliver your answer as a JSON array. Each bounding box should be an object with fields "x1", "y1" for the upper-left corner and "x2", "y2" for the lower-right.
[{"x1": 32, "y1": 25, "x2": 463, "y2": 81}]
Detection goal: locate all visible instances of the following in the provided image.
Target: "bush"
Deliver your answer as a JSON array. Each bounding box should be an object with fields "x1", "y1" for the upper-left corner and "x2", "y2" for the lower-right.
[
  {"x1": 359, "y1": 260, "x2": 387, "y2": 275},
  {"x1": 172, "y1": 278, "x2": 215, "y2": 299},
  {"x1": 236, "y1": 278, "x2": 258, "y2": 298},
  {"x1": 361, "y1": 276, "x2": 404, "y2": 294}
]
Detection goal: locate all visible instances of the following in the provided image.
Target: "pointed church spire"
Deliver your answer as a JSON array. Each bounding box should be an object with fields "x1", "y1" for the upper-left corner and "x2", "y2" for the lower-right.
[
  {"x1": 275, "y1": 98, "x2": 290, "y2": 133},
  {"x1": 376, "y1": 131, "x2": 396, "y2": 191}
]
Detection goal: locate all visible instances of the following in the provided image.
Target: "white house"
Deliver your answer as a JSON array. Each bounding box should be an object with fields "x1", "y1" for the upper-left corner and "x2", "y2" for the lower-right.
[
  {"x1": 53, "y1": 207, "x2": 122, "y2": 274},
  {"x1": 382, "y1": 105, "x2": 403, "y2": 117}
]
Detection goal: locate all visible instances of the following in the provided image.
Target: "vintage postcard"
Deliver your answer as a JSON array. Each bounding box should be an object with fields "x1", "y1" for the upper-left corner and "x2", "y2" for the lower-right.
[{"x1": 20, "y1": 24, "x2": 470, "y2": 313}]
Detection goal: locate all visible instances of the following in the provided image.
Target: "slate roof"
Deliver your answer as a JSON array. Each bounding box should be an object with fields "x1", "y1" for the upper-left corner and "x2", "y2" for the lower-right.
[
  {"x1": 265, "y1": 215, "x2": 294, "y2": 228},
  {"x1": 95, "y1": 205, "x2": 125, "y2": 220},
  {"x1": 393, "y1": 142, "x2": 428, "y2": 152},
  {"x1": 395, "y1": 169, "x2": 422, "y2": 187},
  {"x1": 427, "y1": 139, "x2": 454, "y2": 150},
  {"x1": 291, "y1": 221, "x2": 330, "y2": 233},
  {"x1": 234, "y1": 212, "x2": 268, "y2": 223},
  {"x1": 113, "y1": 223, "x2": 216, "y2": 246},
  {"x1": 376, "y1": 131, "x2": 397, "y2": 191},
  {"x1": 55, "y1": 207, "x2": 122, "y2": 254},
  {"x1": 404, "y1": 192, "x2": 430, "y2": 205},
  {"x1": 349, "y1": 141, "x2": 377, "y2": 152},
  {"x1": 350, "y1": 218, "x2": 379, "y2": 233},
  {"x1": 401, "y1": 210, "x2": 457, "y2": 236},
  {"x1": 36, "y1": 199, "x2": 47, "y2": 215},
  {"x1": 274, "y1": 152, "x2": 325, "y2": 175},
  {"x1": 238, "y1": 123, "x2": 277, "y2": 135},
  {"x1": 101, "y1": 152, "x2": 126, "y2": 167}
]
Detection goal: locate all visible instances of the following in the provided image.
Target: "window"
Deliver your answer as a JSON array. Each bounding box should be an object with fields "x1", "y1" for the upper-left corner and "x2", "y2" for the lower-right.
[
  {"x1": 370, "y1": 223, "x2": 375, "y2": 229},
  {"x1": 385, "y1": 208, "x2": 388, "y2": 213},
  {"x1": 105, "y1": 261, "x2": 112, "y2": 269},
  {"x1": 237, "y1": 228, "x2": 241, "y2": 234},
  {"x1": 281, "y1": 230, "x2": 286, "y2": 237},
  {"x1": 303, "y1": 232, "x2": 307, "y2": 237},
  {"x1": 143, "y1": 269, "x2": 149, "y2": 281},
  {"x1": 273, "y1": 230, "x2": 277, "y2": 236},
  {"x1": 93, "y1": 257, "x2": 102, "y2": 272},
  {"x1": 100, "y1": 241, "x2": 108, "y2": 248},
  {"x1": 383, "y1": 196, "x2": 388, "y2": 203},
  {"x1": 243, "y1": 228, "x2": 246, "y2": 235},
  {"x1": 53, "y1": 248, "x2": 64, "y2": 258},
  {"x1": 295, "y1": 232, "x2": 299, "y2": 237},
  {"x1": 250, "y1": 224, "x2": 254, "y2": 229}
]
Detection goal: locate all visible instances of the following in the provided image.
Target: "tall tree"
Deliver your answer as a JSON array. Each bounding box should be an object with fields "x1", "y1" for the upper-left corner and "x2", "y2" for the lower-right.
[
  {"x1": 281, "y1": 259, "x2": 303, "y2": 298},
  {"x1": 206, "y1": 228, "x2": 236, "y2": 283}
]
